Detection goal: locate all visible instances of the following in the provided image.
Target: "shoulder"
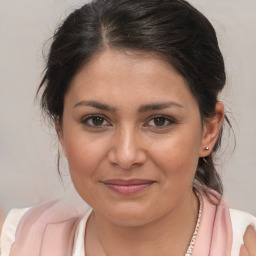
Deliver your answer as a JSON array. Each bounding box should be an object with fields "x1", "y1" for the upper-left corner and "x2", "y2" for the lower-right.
[
  {"x1": 230, "y1": 209, "x2": 256, "y2": 256},
  {"x1": 0, "y1": 207, "x2": 29, "y2": 256},
  {"x1": 0, "y1": 200, "x2": 88, "y2": 256}
]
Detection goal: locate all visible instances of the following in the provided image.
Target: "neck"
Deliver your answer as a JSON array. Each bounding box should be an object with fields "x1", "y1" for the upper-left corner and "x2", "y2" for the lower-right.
[{"x1": 85, "y1": 189, "x2": 199, "y2": 256}]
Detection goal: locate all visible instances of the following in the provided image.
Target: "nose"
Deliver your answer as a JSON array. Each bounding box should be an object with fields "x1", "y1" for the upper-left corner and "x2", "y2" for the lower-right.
[{"x1": 107, "y1": 125, "x2": 147, "y2": 170}]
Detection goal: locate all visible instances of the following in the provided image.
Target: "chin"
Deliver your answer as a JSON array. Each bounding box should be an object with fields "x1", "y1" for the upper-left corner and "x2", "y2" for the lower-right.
[
  {"x1": 99, "y1": 204, "x2": 155, "y2": 227},
  {"x1": 109, "y1": 213, "x2": 152, "y2": 227}
]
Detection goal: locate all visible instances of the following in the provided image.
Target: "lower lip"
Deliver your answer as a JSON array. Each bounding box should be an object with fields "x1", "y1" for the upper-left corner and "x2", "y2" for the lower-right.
[{"x1": 103, "y1": 183, "x2": 154, "y2": 195}]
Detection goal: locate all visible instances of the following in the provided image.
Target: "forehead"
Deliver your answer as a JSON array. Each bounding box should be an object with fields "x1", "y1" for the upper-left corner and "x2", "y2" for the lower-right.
[{"x1": 66, "y1": 48, "x2": 198, "y2": 110}]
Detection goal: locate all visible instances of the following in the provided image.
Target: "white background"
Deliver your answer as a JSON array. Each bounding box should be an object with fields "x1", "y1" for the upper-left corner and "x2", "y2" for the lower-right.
[{"x1": 0, "y1": 0, "x2": 255, "y2": 215}]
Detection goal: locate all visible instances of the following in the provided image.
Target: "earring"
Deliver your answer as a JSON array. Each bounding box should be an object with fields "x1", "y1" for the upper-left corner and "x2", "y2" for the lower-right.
[
  {"x1": 202, "y1": 157, "x2": 208, "y2": 163},
  {"x1": 205, "y1": 146, "x2": 209, "y2": 151}
]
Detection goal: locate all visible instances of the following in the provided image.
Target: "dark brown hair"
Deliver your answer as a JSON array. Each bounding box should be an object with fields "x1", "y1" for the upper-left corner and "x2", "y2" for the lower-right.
[{"x1": 38, "y1": 0, "x2": 231, "y2": 195}]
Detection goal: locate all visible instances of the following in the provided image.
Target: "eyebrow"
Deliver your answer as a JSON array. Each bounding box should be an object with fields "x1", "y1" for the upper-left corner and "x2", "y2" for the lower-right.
[
  {"x1": 138, "y1": 102, "x2": 184, "y2": 112},
  {"x1": 73, "y1": 100, "x2": 117, "y2": 112},
  {"x1": 73, "y1": 100, "x2": 184, "y2": 112}
]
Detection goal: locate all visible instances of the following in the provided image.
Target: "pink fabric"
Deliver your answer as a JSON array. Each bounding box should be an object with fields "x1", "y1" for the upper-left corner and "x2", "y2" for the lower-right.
[
  {"x1": 193, "y1": 191, "x2": 233, "y2": 255},
  {"x1": 10, "y1": 190, "x2": 233, "y2": 256},
  {"x1": 10, "y1": 200, "x2": 84, "y2": 256},
  {"x1": 40, "y1": 217, "x2": 81, "y2": 256}
]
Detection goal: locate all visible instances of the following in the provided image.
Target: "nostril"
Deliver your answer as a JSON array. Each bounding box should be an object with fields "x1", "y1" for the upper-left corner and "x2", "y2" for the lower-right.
[{"x1": 107, "y1": 145, "x2": 147, "y2": 170}]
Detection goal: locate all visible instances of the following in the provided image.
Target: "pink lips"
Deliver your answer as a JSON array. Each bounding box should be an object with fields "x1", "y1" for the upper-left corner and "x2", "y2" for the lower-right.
[{"x1": 101, "y1": 179, "x2": 155, "y2": 195}]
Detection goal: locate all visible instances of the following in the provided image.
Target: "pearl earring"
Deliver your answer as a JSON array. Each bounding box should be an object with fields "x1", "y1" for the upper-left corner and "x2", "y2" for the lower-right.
[{"x1": 205, "y1": 146, "x2": 209, "y2": 151}]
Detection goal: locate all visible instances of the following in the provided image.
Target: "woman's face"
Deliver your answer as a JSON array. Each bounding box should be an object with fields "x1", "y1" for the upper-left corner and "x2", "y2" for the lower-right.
[{"x1": 59, "y1": 48, "x2": 210, "y2": 226}]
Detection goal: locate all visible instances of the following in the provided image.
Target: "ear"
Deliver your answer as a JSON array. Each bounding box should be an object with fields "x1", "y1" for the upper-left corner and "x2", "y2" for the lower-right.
[
  {"x1": 55, "y1": 118, "x2": 67, "y2": 157},
  {"x1": 199, "y1": 101, "x2": 224, "y2": 157}
]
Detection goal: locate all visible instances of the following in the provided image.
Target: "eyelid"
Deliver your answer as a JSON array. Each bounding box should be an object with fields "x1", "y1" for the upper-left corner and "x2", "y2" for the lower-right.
[
  {"x1": 144, "y1": 115, "x2": 176, "y2": 128},
  {"x1": 81, "y1": 114, "x2": 112, "y2": 127}
]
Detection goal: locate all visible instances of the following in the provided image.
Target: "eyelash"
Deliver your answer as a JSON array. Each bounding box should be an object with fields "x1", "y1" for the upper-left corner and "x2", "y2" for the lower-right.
[
  {"x1": 81, "y1": 114, "x2": 111, "y2": 128},
  {"x1": 144, "y1": 115, "x2": 176, "y2": 129},
  {"x1": 81, "y1": 114, "x2": 176, "y2": 129}
]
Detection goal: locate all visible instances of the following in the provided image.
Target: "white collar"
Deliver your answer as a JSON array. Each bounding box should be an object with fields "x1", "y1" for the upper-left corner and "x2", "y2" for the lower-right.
[{"x1": 72, "y1": 208, "x2": 93, "y2": 256}]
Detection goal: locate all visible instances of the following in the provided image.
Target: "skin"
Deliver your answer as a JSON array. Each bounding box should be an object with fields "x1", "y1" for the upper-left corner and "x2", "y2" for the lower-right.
[
  {"x1": 240, "y1": 226, "x2": 256, "y2": 256},
  {"x1": 57, "y1": 48, "x2": 225, "y2": 255}
]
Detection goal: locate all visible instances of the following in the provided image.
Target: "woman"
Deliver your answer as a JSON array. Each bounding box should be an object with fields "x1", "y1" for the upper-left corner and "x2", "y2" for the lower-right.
[{"x1": 1, "y1": 0, "x2": 256, "y2": 255}]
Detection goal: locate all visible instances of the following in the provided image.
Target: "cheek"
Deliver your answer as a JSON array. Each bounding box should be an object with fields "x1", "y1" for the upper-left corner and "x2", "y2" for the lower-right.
[
  {"x1": 149, "y1": 131, "x2": 201, "y2": 180},
  {"x1": 64, "y1": 135, "x2": 107, "y2": 180},
  {"x1": 63, "y1": 135, "x2": 109, "y2": 205}
]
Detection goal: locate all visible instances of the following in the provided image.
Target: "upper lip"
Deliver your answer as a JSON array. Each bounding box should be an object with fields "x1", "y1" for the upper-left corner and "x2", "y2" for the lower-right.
[{"x1": 101, "y1": 179, "x2": 155, "y2": 185}]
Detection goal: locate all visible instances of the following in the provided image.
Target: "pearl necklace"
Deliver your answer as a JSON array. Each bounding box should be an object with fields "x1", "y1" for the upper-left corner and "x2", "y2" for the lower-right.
[{"x1": 185, "y1": 193, "x2": 202, "y2": 256}]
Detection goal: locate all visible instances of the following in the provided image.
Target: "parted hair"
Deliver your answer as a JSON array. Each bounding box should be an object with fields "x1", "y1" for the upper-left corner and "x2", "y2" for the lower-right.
[{"x1": 38, "y1": 0, "x2": 231, "y2": 195}]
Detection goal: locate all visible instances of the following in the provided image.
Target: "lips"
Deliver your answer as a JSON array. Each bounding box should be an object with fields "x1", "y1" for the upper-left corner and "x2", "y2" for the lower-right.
[{"x1": 101, "y1": 179, "x2": 155, "y2": 195}]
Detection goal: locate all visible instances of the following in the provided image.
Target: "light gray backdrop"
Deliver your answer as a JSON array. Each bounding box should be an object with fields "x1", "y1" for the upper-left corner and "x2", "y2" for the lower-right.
[{"x1": 0, "y1": 0, "x2": 255, "y2": 215}]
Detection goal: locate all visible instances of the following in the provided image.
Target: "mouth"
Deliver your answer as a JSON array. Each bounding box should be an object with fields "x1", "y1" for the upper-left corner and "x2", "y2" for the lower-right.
[{"x1": 101, "y1": 179, "x2": 156, "y2": 195}]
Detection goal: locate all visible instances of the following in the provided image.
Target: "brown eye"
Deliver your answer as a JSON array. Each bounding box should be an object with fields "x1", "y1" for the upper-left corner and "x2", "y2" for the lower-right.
[
  {"x1": 82, "y1": 115, "x2": 111, "y2": 128},
  {"x1": 92, "y1": 116, "x2": 104, "y2": 126},
  {"x1": 153, "y1": 117, "x2": 166, "y2": 126},
  {"x1": 146, "y1": 115, "x2": 175, "y2": 129}
]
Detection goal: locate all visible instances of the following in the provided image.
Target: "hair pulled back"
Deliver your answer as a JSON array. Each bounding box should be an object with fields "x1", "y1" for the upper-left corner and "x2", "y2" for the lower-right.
[{"x1": 39, "y1": 0, "x2": 228, "y2": 195}]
